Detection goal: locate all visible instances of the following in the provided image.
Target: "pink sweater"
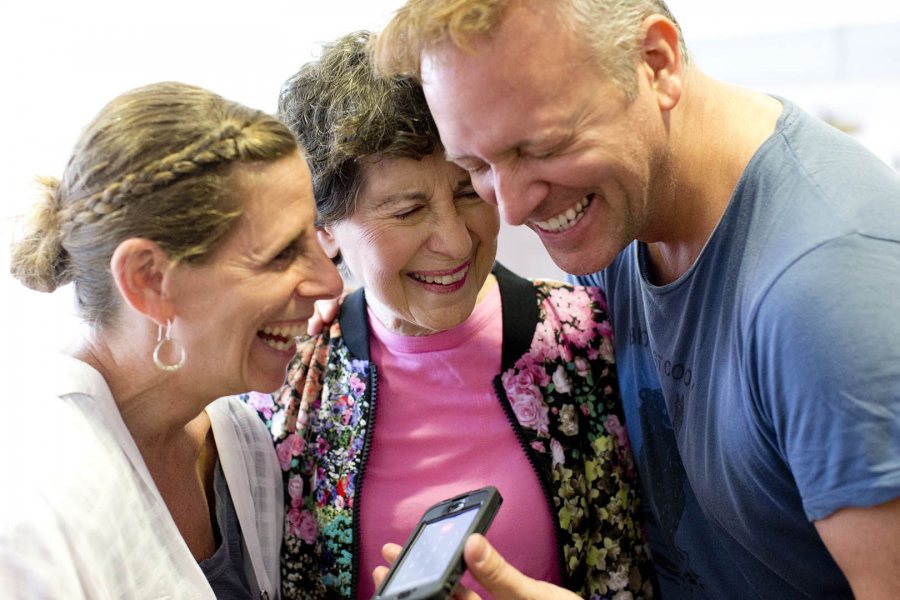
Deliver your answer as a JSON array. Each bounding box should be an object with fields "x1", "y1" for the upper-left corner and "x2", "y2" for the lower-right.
[{"x1": 358, "y1": 285, "x2": 561, "y2": 598}]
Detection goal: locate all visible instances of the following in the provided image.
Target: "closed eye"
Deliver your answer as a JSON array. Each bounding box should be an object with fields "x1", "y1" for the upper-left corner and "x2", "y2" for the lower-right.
[
  {"x1": 394, "y1": 205, "x2": 424, "y2": 220},
  {"x1": 271, "y1": 239, "x2": 303, "y2": 267},
  {"x1": 453, "y1": 179, "x2": 481, "y2": 201},
  {"x1": 455, "y1": 190, "x2": 481, "y2": 201}
]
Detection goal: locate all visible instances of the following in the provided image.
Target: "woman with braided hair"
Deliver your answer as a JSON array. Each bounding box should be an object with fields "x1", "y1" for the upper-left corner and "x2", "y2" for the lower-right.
[{"x1": 2, "y1": 81, "x2": 342, "y2": 598}]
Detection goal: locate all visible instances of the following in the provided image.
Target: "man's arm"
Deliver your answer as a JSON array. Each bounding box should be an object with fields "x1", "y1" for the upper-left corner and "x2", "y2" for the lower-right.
[{"x1": 815, "y1": 496, "x2": 900, "y2": 599}]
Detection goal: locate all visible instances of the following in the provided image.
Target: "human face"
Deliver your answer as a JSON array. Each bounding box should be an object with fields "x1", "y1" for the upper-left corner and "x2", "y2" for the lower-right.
[
  {"x1": 322, "y1": 153, "x2": 499, "y2": 336},
  {"x1": 420, "y1": 4, "x2": 673, "y2": 275},
  {"x1": 168, "y1": 153, "x2": 343, "y2": 394}
]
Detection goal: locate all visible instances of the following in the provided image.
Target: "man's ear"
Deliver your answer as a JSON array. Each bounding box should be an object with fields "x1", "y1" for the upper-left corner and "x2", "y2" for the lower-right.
[
  {"x1": 316, "y1": 225, "x2": 341, "y2": 261},
  {"x1": 109, "y1": 238, "x2": 174, "y2": 324},
  {"x1": 640, "y1": 15, "x2": 683, "y2": 112}
]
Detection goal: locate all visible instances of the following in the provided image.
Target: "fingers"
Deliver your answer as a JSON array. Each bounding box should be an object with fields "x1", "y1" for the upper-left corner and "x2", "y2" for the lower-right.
[
  {"x1": 306, "y1": 299, "x2": 338, "y2": 336},
  {"x1": 463, "y1": 535, "x2": 579, "y2": 600},
  {"x1": 374, "y1": 541, "x2": 482, "y2": 600},
  {"x1": 318, "y1": 296, "x2": 342, "y2": 323},
  {"x1": 380, "y1": 542, "x2": 402, "y2": 562},
  {"x1": 306, "y1": 291, "x2": 350, "y2": 336},
  {"x1": 372, "y1": 565, "x2": 389, "y2": 589},
  {"x1": 464, "y1": 534, "x2": 532, "y2": 598},
  {"x1": 451, "y1": 585, "x2": 483, "y2": 600},
  {"x1": 372, "y1": 543, "x2": 404, "y2": 591}
]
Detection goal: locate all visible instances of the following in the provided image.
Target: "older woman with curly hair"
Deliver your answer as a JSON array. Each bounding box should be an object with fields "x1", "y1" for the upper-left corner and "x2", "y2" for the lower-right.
[{"x1": 245, "y1": 31, "x2": 655, "y2": 599}]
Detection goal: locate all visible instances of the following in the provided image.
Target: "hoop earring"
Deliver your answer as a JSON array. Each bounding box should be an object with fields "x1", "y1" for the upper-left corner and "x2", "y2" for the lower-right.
[{"x1": 153, "y1": 319, "x2": 186, "y2": 372}]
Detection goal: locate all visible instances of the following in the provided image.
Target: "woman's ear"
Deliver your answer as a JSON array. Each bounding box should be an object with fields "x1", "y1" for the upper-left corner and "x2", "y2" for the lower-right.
[
  {"x1": 640, "y1": 14, "x2": 683, "y2": 112},
  {"x1": 109, "y1": 238, "x2": 174, "y2": 324},
  {"x1": 316, "y1": 225, "x2": 341, "y2": 261}
]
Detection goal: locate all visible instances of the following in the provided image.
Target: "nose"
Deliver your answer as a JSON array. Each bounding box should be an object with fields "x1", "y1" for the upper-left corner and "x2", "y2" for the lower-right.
[
  {"x1": 491, "y1": 164, "x2": 550, "y2": 226},
  {"x1": 295, "y1": 243, "x2": 343, "y2": 301},
  {"x1": 426, "y1": 204, "x2": 473, "y2": 259}
]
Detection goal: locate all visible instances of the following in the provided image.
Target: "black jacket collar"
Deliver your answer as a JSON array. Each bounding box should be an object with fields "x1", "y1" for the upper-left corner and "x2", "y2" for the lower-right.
[{"x1": 338, "y1": 262, "x2": 539, "y2": 371}]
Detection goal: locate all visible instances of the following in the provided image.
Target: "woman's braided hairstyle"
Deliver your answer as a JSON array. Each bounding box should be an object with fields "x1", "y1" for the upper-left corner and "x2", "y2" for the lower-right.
[{"x1": 9, "y1": 81, "x2": 299, "y2": 328}]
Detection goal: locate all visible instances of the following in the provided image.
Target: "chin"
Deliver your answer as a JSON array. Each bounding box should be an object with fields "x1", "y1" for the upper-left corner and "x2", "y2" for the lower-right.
[
  {"x1": 543, "y1": 250, "x2": 595, "y2": 277},
  {"x1": 247, "y1": 367, "x2": 293, "y2": 395},
  {"x1": 544, "y1": 235, "x2": 624, "y2": 276}
]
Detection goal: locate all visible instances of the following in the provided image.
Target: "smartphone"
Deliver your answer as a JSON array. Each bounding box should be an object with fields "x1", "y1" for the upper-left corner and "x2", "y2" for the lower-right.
[{"x1": 372, "y1": 486, "x2": 503, "y2": 600}]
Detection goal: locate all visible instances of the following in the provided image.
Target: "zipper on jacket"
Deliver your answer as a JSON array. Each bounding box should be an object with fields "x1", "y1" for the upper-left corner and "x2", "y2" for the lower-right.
[
  {"x1": 492, "y1": 375, "x2": 569, "y2": 589},
  {"x1": 350, "y1": 363, "x2": 379, "y2": 598}
]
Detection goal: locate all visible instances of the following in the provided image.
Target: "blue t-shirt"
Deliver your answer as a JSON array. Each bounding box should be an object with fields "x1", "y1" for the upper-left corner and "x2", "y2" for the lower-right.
[{"x1": 575, "y1": 99, "x2": 900, "y2": 598}]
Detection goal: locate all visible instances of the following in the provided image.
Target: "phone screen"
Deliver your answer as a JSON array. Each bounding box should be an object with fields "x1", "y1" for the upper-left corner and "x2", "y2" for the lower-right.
[{"x1": 381, "y1": 506, "x2": 479, "y2": 595}]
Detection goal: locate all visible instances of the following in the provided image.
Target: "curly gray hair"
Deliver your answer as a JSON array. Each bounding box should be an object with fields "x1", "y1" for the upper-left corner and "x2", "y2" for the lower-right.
[{"x1": 277, "y1": 30, "x2": 441, "y2": 225}]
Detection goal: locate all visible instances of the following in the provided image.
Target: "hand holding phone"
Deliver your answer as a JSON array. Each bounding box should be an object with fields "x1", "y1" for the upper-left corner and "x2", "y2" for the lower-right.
[{"x1": 372, "y1": 486, "x2": 503, "y2": 600}]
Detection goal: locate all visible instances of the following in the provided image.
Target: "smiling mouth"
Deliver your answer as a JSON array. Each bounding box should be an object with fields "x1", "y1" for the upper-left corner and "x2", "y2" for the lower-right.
[
  {"x1": 257, "y1": 323, "x2": 307, "y2": 352},
  {"x1": 533, "y1": 195, "x2": 594, "y2": 233},
  {"x1": 408, "y1": 264, "x2": 470, "y2": 286}
]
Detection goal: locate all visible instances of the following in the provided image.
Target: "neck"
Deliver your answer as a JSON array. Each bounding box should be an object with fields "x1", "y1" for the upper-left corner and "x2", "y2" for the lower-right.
[
  {"x1": 369, "y1": 273, "x2": 497, "y2": 337},
  {"x1": 74, "y1": 331, "x2": 211, "y2": 452},
  {"x1": 75, "y1": 327, "x2": 219, "y2": 561},
  {"x1": 644, "y1": 70, "x2": 782, "y2": 284}
]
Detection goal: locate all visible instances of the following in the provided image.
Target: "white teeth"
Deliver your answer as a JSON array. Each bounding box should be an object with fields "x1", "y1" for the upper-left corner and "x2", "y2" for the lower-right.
[
  {"x1": 534, "y1": 196, "x2": 592, "y2": 233},
  {"x1": 261, "y1": 324, "x2": 307, "y2": 338},
  {"x1": 260, "y1": 337, "x2": 296, "y2": 352},
  {"x1": 410, "y1": 265, "x2": 469, "y2": 285},
  {"x1": 259, "y1": 324, "x2": 307, "y2": 351}
]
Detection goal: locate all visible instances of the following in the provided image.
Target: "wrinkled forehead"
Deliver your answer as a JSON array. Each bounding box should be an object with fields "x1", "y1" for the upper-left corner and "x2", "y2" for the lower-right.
[{"x1": 354, "y1": 151, "x2": 467, "y2": 207}]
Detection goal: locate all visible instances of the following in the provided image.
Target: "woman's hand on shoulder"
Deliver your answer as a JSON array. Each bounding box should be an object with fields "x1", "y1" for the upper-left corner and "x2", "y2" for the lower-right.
[{"x1": 306, "y1": 291, "x2": 351, "y2": 336}]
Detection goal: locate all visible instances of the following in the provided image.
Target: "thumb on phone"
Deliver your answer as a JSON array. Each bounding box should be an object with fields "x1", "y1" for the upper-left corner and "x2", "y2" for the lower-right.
[{"x1": 463, "y1": 534, "x2": 580, "y2": 600}]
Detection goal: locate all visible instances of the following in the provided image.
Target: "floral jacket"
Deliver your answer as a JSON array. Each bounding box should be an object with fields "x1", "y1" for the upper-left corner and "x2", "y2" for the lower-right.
[{"x1": 245, "y1": 264, "x2": 655, "y2": 599}]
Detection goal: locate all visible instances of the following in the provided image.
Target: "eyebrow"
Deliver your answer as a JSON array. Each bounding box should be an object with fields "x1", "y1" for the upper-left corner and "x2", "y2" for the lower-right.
[
  {"x1": 259, "y1": 223, "x2": 309, "y2": 256},
  {"x1": 453, "y1": 176, "x2": 474, "y2": 189},
  {"x1": 372, "y1": 190, "x2": 430, "y2": 210},
  {"x1": 284, "y1": 229, "x2": 308, "y2": 246},
  {"x1": 444, "y1": 134, "x2": 559, "y2": 164}
]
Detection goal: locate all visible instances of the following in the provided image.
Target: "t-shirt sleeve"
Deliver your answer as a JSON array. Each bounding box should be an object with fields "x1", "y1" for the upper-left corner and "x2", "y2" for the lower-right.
[{"x1": 749, "y1": 234, "x2": 900, "y2": 521}]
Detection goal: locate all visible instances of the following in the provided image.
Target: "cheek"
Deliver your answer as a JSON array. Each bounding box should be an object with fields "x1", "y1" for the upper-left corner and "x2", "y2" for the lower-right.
[
  {"x1": 345, "y1": 228, "x2": 422, "y2": 281},
  {"x1": 468, "y1": 204, "x2": 501, "y2": 241},
  {"x1": 472, "y1": 173, "x2": 496, "y2": 204}
]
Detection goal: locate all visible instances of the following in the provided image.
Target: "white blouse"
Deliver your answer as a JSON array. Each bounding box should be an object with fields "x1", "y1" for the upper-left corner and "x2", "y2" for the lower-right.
[{"x1": 0, "y1": 354, "x2": 282, "y2": 599}]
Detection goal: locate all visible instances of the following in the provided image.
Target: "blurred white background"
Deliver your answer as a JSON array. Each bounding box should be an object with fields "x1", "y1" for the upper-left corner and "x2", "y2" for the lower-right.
[{"x1": 2, "y1": 0, "x2": 899, "y2": 386}]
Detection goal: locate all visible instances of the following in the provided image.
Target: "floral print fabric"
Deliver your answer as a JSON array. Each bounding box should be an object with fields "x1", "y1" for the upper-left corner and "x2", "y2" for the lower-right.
[
  {"x1": 497, "y1": 282, "x2": 651, "y2": 598},
  {"x1": 246, "y1": 274, "x2": 654, "y2": 599}
]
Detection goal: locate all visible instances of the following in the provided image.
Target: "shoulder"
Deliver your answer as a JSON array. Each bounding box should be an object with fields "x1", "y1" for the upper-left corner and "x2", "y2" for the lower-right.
[
  {"x1": 529, "y1": 279, "x2": 613, "y2": 346},
  {"x1": 748, "y1": 234, "x2": 900, "y2": 443},
  {"x1": 209, "y1": 395, "x2": 271, "y2": 441},
  {"x1": 531, "y1": 277, "x2": 608, "y2": 308},
  {"x1": 752, "y1": 233, "x2": 900, "y2": 338},
  {"x1": 1, "y1": 389, "x2": 165, "y2": 594}
]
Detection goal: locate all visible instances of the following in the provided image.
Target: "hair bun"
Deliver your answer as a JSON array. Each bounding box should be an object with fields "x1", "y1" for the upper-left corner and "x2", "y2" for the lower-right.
[{"x1": 9, "y1": 177, "x2": 73, "y2": 293}]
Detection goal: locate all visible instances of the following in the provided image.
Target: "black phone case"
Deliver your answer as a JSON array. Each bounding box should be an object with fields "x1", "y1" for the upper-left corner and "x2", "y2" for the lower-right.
[{"x1": 372, "y1": 486, "x2": 503, "y2": 600}]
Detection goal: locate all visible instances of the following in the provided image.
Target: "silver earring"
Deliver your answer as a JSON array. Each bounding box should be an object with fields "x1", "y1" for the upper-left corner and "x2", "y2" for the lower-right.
[{"x1": 153, "y1": 319, "x2": 186, "y2": 372}]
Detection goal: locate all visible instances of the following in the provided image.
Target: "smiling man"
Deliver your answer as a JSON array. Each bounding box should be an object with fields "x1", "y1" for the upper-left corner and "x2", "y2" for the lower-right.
[{"x1": 374, "y1": 1, "x2": 900, "y2": 598}]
